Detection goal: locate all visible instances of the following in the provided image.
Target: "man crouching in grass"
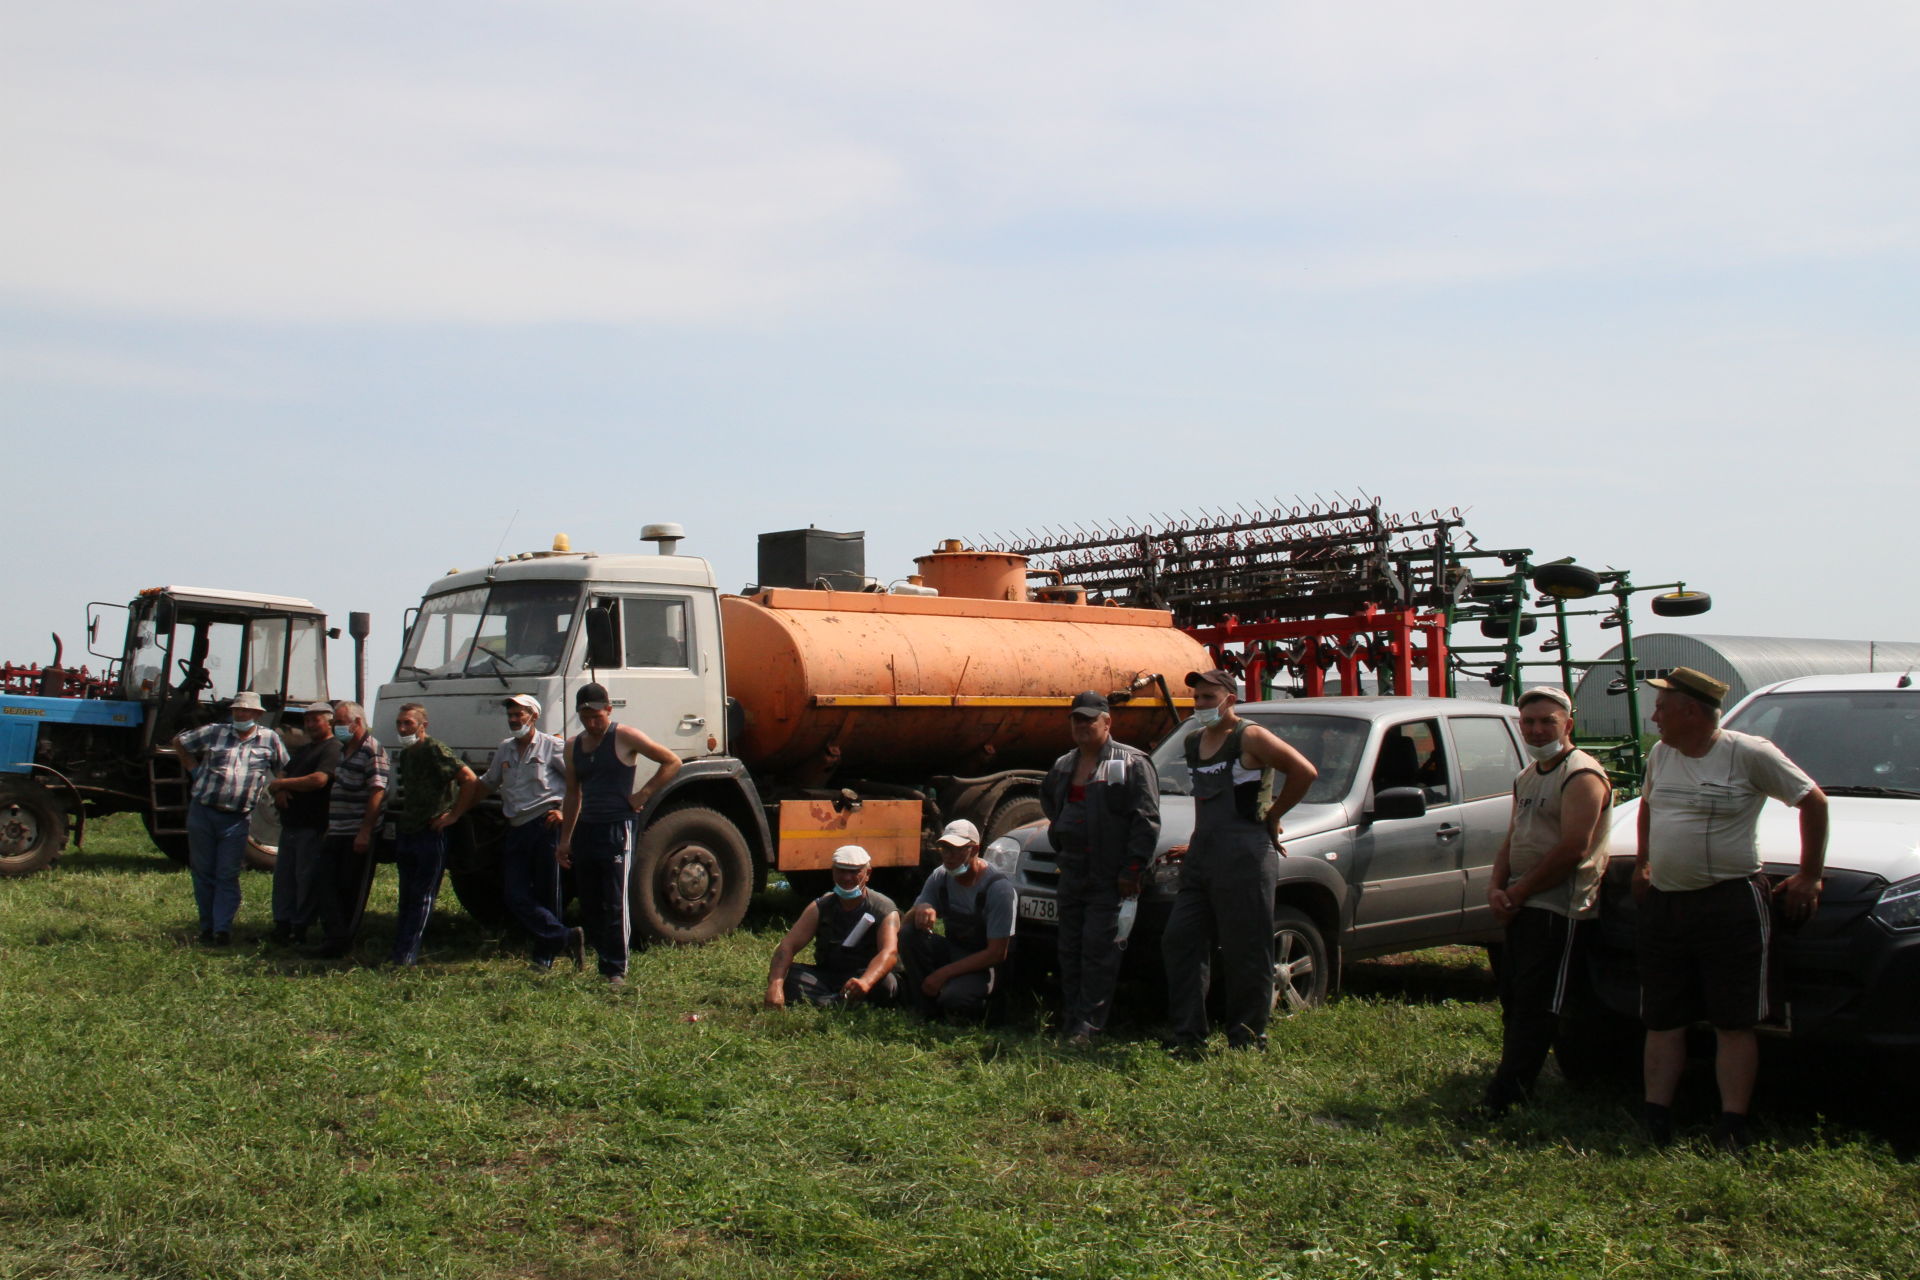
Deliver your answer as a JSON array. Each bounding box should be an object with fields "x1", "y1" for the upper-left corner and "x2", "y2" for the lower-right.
[{"x1": 765, "y1": 844, "x2": 902, "y2": 1009}]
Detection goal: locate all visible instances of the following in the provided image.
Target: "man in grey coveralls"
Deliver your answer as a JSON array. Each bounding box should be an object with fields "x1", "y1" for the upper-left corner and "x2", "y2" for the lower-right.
[{"x1": 1041, "y1": 690, "x2": 1160, "y2": 1046}]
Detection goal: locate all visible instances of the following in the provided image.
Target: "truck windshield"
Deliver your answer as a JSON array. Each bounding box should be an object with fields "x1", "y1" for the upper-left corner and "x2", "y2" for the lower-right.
[
  {"x1": 396, "y1": 582, "x2": 582, "y2": 680},
  {"x1": 1725, "y1": 689, "x2": 1920, "y2": 795},
  {"x1": 1151, "y1": 712, "x2": 1367, "y2": 806}
]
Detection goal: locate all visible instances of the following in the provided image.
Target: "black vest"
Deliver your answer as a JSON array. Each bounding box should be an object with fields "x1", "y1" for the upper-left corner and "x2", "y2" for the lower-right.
[{"x1": 811, "y1": 889, "x2": 897, "y2": 973}]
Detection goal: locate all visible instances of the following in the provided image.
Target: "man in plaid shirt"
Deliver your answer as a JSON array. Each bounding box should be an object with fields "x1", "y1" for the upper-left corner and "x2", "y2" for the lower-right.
[{"x1": 172, "y1": 691, "x2": 289, "y2": 945}]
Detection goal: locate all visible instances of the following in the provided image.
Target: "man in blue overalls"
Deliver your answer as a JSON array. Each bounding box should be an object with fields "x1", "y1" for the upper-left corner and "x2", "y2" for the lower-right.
[
  {"x1": 557, "y1": 682, "x2": 681, "y2": 987},
  {"x1": 901, "y1": 819, "x2": 1018, "y2": 1021}
]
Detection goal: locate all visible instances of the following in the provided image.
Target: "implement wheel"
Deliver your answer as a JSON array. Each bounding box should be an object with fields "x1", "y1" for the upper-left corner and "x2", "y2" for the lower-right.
[
  {"x1": 1651, "y1": 590, "x2": 1712, "y2": 617},
  {"x1": 1531, "y1": 563, "x2": 1602, "y2": 599},
  {"x1": 631, "y1": 807, "x2": 753, "y2": 944},
  {"x1": 0, "y1": 785, "x2": 66, "y2": 877}
]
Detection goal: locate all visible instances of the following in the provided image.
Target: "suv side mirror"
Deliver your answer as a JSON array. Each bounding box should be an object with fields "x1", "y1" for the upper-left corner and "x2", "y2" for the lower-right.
[
  {"x1": 1370, "y1": 787, "x2": 1428, "y2": 822},
  {"x1": 584, "y1": 605, "x2": 619, "y2": 669}
]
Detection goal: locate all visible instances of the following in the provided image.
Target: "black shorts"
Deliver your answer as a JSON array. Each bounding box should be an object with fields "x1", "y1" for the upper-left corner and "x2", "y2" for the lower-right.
[{"x1": 1637, "y1": 874, "x2": 1772, "y2": 1031}]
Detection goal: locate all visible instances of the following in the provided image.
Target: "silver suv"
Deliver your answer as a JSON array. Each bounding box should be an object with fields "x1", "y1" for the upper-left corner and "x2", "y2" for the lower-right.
[{"x1": 985, "y1": 696, "x2": 1525, "y2": 1009}]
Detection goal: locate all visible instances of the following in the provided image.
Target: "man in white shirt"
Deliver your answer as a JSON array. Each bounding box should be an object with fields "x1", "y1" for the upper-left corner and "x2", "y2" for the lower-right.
[{"x1": 1634, "y1": 667, "x2": 1828, "y2": 1152}]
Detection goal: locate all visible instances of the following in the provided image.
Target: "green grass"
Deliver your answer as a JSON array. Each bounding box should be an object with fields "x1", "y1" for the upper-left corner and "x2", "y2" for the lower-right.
[{"x1": 2, "y1": 815, "x2": 1916, "y2": 1279}]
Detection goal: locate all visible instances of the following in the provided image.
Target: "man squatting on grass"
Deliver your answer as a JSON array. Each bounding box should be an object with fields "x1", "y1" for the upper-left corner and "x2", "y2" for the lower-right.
[
  {"x1": 1162, "y1": 669, "x2": 1316, "y2": 1054},
  {"x1": 1635, "y1": 667, "x2": 1827, "y2": 1153},
  {"x1": 900, "y1": 819, "x2": 1018, "y2": 1020},
  {"x1": 1041, "y1": 689, "x2": 1160, "y2": 1046},
  {"x1": 172, "y1": 690, "x2": 289, "y2": 946},
  {"x1": 1481, "y1": 686, "x2": 1610, "y2": 1117},
  {"x1": 444, "y1": 694, "x2": 587, "y2": 971},
  {"x1": 558, "y1": 682, "x2": 681, "y2": 988},
  {"x1": 388, "y1": 703, "x2": 479, "y2": 967},
  {"x1": 764, "y1": 844, "x2": 903, "y2": 1009}
]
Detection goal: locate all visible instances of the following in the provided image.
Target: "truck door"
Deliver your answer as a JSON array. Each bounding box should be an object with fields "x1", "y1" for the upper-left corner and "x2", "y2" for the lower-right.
[
  {"x1": 1348, "y1": 717, "x2": 1466, "y2": 951},
  {"x1": 1445, "y1": 714, "x2": 1525, "y2": 937},
  {"x1": 590, "y1": 592, "x2": 724, "y2": 758}
]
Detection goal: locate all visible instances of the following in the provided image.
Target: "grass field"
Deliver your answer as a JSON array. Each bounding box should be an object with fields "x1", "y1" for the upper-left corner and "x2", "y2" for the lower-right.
[{"x1": 3, "y1": 815, "x2": 1916, "y2": 1279}]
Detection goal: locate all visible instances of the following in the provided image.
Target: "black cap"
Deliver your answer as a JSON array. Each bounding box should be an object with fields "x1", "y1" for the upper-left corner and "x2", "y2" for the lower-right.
[
  {"x1": 575, "y1": 681, "x2": 612, "y2": 709},
  {"x1": 1069, "y1": 690, "x2": 1109, "y2": 718},
  {"x1": 1185, "y1": 669, "x2": 1237, "y2": 692}
]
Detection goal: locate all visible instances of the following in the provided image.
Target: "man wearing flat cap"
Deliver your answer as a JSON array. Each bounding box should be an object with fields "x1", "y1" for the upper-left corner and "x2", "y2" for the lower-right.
[
  {"x1": 264, "y1": 701, "x2": 345, "y2": 945},
  {"x1": 1478, "y1": 687, "x2": 1611, "y2": 1116},
  {"x1": 901, "y1": 819, "x2": 1019, "y2": 1020},
  {"x1": 765, "y1": 845, "x2": 902, "y2": 1009},
  {"x1": 172, "y1": 690, "x2": 290, "y2": 945},
  {"x1": 445, "y1": 693, "x2": 584, "y2": 971},
  {"x1": 1635, "y1": 666, "x2": 1827, "y2": 1152},
  {"x1": 1040, "y1": 690, "x2": 1160, "y2": 1045},
  {"x1": 1162, "y1": 668, "x2": 1318, "y2": 1054}
]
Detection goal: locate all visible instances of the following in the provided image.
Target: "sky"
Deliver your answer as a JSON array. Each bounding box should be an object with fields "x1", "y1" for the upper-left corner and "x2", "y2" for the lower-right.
[{"x1": 4, "y1": 2, "x2": 1916, "y2": 696}]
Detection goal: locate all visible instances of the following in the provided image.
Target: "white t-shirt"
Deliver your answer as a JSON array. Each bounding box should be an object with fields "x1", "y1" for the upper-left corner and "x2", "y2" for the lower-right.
[{"x1": 1643, "y1": 729, "x2": 1815, "y2": 892}]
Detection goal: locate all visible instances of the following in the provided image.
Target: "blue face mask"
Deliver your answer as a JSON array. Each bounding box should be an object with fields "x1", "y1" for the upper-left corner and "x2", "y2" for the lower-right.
[
  {"x1": 333, "y1": 726, "x2": 353, "y2": 742},
  {"x1": 831, "y1": 882, "x2": 864, "y2": 901}
]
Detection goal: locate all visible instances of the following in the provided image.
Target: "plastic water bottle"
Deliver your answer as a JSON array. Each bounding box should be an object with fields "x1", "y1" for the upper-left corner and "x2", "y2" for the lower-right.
[{"x1": 1116, "y1": 897, "x2": 1139, "y2": 948}]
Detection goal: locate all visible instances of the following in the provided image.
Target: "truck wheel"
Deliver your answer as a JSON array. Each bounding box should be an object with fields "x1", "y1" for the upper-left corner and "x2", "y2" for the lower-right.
[
  {"x1": 245, "y1": 802, "x2": 280, "y2": 872},
  {"x1": 446, "y1": 815, "x2": 514, "y2": 931},
  {"x1": 1271, "y1": 907, "x2": 1330, "y2": 1012},
  {"x1": 141, "y1": 811, "x2": 191, "y2": 865},
  {"x1": 985, "y1": 793, "x2": 1046, "y2": 841},
  {"x1": 0, "y1": 785, "x2": 66, "y2": 877},
  {"x1": 631, "y1": 807, "x2": 753, "y2": 944},
  {"x1": 1650, "y1": 590, "x2": 1711, "y2": 617}
]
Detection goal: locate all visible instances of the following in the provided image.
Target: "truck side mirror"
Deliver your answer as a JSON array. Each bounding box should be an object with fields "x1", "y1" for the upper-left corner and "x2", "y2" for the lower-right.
[
  {"x1": 584, "y1": 605, "x2": 619, "y2": 669},
  {"x1": 1370, "y1": 787, "x2": 1428, "y2": 822}
]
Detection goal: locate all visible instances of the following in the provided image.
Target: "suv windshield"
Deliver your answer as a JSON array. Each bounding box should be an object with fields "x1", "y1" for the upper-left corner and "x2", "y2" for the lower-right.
[
  {"x1": 396, "y1": 582, "x2": 582, "y2": 680},
  {"x1": 1152, "y1": 713, "x2": 1367, "y2": 805},
  {"x1": 1725, "y1": 689, "x2": 1920, "y2": 795}
]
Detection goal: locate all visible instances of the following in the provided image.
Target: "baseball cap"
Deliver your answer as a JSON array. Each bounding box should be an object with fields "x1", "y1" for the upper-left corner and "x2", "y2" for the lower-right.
[
  {"x1": 1069, "y1": 690, "x2": 1109, "y2": 718},
  {"x1": 1515, "y1": 687, "x2": 1573, "y2": 713},
  {"x1": 230, "y1": 691, "x2": 264, "y2": 712},
  {"x1": 1185, "y1": 669, "x2": 1237, "y2": 693},
  {"x1": 503, "y1": 693, "x2": 542, "y2": 715},
  {"x1": 937, "y1": 818, "x2": 981, "y2": 847},
  {"x1": 1647, "y1": 667, "x2": 1728, "y2": 707},
  {"x1": 575, "y1": 682, "x2": 611, "y2": 710},
  {"x1": 831, "y1": 845, "x2": 872, "y2": 870}
]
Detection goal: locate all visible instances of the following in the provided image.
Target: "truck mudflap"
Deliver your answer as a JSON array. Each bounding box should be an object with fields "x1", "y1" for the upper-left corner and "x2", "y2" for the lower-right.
[{"x1": 775, "y1": 798, "x2": 922, "y2": 870}]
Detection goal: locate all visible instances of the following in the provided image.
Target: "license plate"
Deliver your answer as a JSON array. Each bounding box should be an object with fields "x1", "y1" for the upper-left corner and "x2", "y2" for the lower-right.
[{"x1": 1018, "y1": 895, "x2": 1058, "y2": 923}]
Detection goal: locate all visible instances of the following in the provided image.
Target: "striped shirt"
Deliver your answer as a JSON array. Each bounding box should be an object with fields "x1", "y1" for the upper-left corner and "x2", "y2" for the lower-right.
[
  {"x1": 180, "y1": 721, "x2": 289, "y2": 812},
  {"x1": 327, "y1": 734, "x2": 392, "y2": 836}
]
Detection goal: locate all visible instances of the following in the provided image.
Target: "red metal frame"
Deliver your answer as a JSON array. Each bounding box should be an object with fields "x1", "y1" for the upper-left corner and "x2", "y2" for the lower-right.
[
  {"x1": 0, "y1": 662, "x2": 115, "y2": 700},
  {"x1": 1183, "y1": 606, "x2": 1449, "y2": 700}
]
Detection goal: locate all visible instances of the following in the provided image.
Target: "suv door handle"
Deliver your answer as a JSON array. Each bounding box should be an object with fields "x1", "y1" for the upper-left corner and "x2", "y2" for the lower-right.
[
  {"x1": 679, "y1": 714, "x2": 706, "y2": 728},
  {"x1": 1434, "y1": 824, "x2": 1462, "y2": 841}
]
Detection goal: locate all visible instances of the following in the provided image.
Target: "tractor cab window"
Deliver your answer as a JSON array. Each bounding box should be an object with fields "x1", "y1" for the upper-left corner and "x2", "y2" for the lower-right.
[
  {"x1": 284, "y1": 616, "x2": 327, "y2": 705},
  {"x1": 247, "y1": 617, "x2": 288, "y2": 703},
  {"x1": 175, "y1": 616, "x2": 246, "y2": 704}
]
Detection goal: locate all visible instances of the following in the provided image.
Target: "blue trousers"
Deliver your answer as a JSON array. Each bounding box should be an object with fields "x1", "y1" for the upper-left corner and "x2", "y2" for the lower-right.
[
  {"x1": 389, "y1": 829, "x2": 447, "y2": 966},
  {"x1": 572, "y1": 818, "x2": 632, "y2": 978},
  {"x1": 186, "y1": 800, "x2": 252, "y2": 934},
  {"x1": 501, "y1": 818, "x2": 569, "y2": 959}
]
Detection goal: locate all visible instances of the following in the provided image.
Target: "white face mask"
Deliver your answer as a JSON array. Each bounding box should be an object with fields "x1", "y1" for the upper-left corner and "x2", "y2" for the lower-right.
[
  {"x1": 512, "y1": 723, "x2": 533, "y2": 741},
  {"x1": 398, "y1": 733, "x2": 419, "y2": 748},
  {"x1": 1525, "y1": 739, "x2": 1568, "y2": 764},
  {"x1": 1192, "y1": 706, "x2": 1222, "y2": 728}
]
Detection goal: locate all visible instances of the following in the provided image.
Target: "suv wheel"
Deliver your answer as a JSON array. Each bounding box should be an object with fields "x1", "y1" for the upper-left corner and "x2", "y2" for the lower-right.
[{"x1": 1272, "y1": 906, "x2": 1331, "y2": 1012}]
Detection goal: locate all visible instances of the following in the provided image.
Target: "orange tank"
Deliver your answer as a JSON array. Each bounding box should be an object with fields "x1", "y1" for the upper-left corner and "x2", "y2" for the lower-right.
[{"x1": 720, "y1": 588, "x2": 1206, "y2": 781}]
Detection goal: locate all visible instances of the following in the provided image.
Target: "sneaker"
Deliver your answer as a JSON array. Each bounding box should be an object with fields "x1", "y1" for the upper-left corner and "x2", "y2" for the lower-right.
[
  {"x1": 198, "y1": 929, "x2": 216, "y2": 946},
  {"x1": 1066, "y1": 1029, "x2": 1096, "y2": 1049},
  {"x1": 268, "y1": 923, "x2": 294, "y2": 946},
  {"x1": 210, "y1": 932, "x2": 233, "y2": 947},
  {"x1": 606, "y1": 973, "x2": 626, "y2": 990},
  {"x1": 1641, "y1": 1102, "x2": 1675, "y2": 1149},
  {"x1": 1712, "y1": 1112, "x2": 1751, "y2": 1156},
  {"x1": 530, "y1": 956, "x2": 555, "y2": 972},
  {"x1": 566, "y1": 928, "x2": 587, "y2": 971}
]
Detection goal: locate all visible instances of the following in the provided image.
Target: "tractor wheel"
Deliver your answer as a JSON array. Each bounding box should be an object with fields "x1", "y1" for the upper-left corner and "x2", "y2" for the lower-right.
[
  {"x1": 0, "y1": 785, "x2": 66, "y2": 877},
  {"x1": 1531, "y1": 563, "x2": 1602, "y2": 599},
  {"x1": 1479, "y1": 615, "x2": 1538, "y2": 639},
  {"x1": 142, "y1": 811, "x2": 191, "y2": 865},
  {"x1": 630, "y1": 807, "x2": 754, "y2": 944},
  {"x1": 1651, "y1": 591, "x2": 1712, "y2": 617},
  {"x1": 245, "y1": 802, "x2": 280, "y2": 872}
]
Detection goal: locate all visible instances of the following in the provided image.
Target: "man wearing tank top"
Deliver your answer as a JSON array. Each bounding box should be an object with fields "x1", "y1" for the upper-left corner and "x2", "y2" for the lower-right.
[
  {"x1": 1479, "y1": 687, "x2": 1611, "y2": 1117},
  {"x1": 557, "y1": 682, "x2": 683, "y2": 987},
  {"x1": 1162, "y1": 669, "x2": 1318, "y2": 1055},
  {"x1": 1634, "y1": 667, "x2": 1826, "y2": 1153}
]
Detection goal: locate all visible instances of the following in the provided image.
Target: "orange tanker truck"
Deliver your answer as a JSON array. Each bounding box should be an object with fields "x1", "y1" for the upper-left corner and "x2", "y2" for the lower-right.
[{"x1": 372, "y1": 526, "x2": 1206, "y2": 942}]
